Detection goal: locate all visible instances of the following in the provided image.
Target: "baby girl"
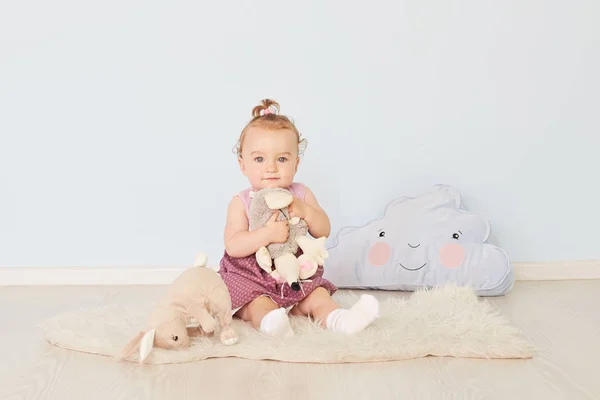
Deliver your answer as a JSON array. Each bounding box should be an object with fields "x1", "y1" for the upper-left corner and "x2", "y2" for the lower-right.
[{"x1": 218, "y1": 99, "x2": 379, "y2": 338}]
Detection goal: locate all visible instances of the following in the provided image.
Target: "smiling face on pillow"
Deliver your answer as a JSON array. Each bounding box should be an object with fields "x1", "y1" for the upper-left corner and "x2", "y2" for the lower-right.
[{"x1": 323, "y1": 185, "x2": 513, "y2": 296}]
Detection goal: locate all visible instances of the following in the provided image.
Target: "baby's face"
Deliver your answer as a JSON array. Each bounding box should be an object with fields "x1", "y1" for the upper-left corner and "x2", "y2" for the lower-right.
[{"x1": 238, "y1": 127, "x2": 299, "y2": 189}]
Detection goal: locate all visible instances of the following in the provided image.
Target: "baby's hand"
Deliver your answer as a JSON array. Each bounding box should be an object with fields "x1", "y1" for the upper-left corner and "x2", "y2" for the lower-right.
[
  {"x1": 288, "y1": 198, "x2": 309, "y2": 220},
  {"x1": 266, "y1": 211, "x2": 290, "y2": 243}
]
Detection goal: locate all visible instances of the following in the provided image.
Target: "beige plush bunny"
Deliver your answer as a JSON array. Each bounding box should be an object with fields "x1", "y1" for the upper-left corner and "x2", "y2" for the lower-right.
[
  {"x1": 118, "y1": 253, "x2": 238, "y2": 364},
  {"x1": 249, "y1": 188, "x2": 329, "y2": 292}
]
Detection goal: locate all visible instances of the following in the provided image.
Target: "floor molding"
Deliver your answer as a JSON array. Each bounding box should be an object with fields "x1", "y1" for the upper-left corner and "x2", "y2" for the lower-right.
[
  {"x1": 1, "y1": 261, "x2": 599, "y2": 286},
  {"x1": 513, "y1": 260, "x2": 600, "y2": 281},
  {"x1": 0, "y1": 265, "x2": 192, "y2": 286}
]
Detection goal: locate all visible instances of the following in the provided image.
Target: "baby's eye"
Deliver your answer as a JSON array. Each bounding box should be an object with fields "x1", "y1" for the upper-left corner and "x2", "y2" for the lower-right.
[
  {"x1": 171, "y1": 335, "x2": 178, "y2": 341},
  {"x1": 379, "y1": 230, "x2": 385, "y2": 237},
  {"x1": 254, "y1": 157, "x2": 264, "y2": 163},
  {"x1": 278, "y1": 157, "x2": 287, "y2": 162}
]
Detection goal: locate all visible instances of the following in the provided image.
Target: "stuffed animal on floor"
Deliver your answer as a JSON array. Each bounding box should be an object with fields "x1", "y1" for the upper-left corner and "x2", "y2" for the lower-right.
[
  {"x1": 248, "y1": 188, "x2": 329, "y2": 292},
  {"x1": 118, "y1": 252, "x2": 238, "y2": 364}
]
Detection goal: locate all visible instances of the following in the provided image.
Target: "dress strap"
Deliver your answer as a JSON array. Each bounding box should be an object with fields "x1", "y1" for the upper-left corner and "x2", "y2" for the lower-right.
[
  {"x1": 237, "y1": 188, "x2": 253, "y2": 217},
  {"x1": 288, "y1": 182, "x2": 306, "y2": 201}
]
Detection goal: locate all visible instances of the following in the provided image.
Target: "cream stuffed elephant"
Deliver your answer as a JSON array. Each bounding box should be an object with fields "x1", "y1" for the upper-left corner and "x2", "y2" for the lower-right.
[
  {"x1": 118, "y1": 253, "x2": 238, "y2": 364},
  {"x1": 248, "y1": 188, "x2": 329, "y2": 292}
]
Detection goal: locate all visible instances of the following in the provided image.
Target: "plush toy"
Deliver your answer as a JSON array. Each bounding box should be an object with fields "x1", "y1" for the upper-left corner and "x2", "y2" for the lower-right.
[
  {"x1": 118, "y1": 252, "x2": 238, "y2": 364},
  {"x1": 323, "y1": 184, "x2": 514, "y2": 296},
  {"x1": 248, "y1": 188, "x2": 329, "y2": 292}
]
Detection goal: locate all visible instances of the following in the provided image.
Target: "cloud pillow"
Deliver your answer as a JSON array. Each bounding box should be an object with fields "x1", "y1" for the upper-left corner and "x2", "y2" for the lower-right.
[{"x1": 323, "y1": 185, "x2": 514, "y2": 296}]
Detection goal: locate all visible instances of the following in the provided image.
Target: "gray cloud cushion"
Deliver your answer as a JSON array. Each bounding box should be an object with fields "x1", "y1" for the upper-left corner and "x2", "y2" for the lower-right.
[{"x1": 323, "y1": 185, "x2": 514, "y2": 296}]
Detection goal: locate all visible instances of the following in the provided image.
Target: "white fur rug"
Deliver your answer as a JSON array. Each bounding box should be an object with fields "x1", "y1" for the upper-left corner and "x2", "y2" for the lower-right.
[{"x1": 40, "y1": 285, "x2": 535, "y2": 364}]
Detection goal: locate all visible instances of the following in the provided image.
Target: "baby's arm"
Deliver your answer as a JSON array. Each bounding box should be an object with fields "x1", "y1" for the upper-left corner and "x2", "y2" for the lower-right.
[
  {"x1": 224, "y1": 196, "x2": 288, "y2": 258},
  {"x1": 302, "y1": 186, "x2": 331, "y2": 239}
]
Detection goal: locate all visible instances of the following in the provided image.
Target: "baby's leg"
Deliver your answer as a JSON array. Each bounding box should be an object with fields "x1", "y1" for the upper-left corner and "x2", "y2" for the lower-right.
[
  {"x1": 292, "y1": 287, "x2": 380, "y2": 334},
  {"x1": 290, "y1": 287, "x2": 339, "y2": 323},
  {"x1": 236, "y1": 296, "x2": 294, "y2": 338}
]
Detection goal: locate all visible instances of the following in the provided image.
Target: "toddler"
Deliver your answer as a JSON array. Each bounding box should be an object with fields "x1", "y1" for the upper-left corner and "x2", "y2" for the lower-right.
[{"x1": 218, "y1": 99, "x2": 379, "y2": 338}]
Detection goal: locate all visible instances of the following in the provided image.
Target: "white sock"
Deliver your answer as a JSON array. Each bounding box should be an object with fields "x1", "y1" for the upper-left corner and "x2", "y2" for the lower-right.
[
  {"x1": 326, "y1": 294, "x2": 380, "y2": 334},
  {"x1": 259, "y1": 308, "x2": 295, "y2": 338}
]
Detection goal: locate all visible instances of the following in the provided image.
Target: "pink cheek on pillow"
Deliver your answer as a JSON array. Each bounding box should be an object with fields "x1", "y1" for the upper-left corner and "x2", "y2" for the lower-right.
[
  {"x1": 368, "y1": 242, "x2": 391, "y2": 266},
  {"x1": 439, "y1": 243, "x2": 465, "y2": 268}
]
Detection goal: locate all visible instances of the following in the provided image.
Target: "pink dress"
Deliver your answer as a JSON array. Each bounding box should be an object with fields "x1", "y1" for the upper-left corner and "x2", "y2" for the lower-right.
[{"x1": 218, "y1": 182, "x2": 337, "y2": 311}]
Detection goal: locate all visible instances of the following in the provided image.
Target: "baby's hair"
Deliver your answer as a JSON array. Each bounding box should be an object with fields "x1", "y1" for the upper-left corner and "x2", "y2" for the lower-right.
[{"x1": 234, "y1": 99, "x2": 307, "y2": 157}]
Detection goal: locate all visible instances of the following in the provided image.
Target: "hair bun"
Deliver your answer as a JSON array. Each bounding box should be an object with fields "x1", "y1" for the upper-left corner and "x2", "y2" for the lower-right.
[{"x1": 252, "y1": 99, "x2": 280, "y2": 118}]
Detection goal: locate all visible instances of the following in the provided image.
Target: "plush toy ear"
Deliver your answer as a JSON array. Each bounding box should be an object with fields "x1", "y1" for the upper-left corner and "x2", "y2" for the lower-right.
[
  {"x1": 296, "y1": 236, "x2": 329, "y2": 262},
  {"x1": 265, "y1": 191, "x2": 293, "y2": 210},
  {"x1": 118, "y1": 330, "x2": 148, "y2": 362},
  {"x1": 193, "y1": 252, "x2": 208, "y2": 267},
  {"x1": 138, "y1": 329, "x2": 156, "y2": 364}
]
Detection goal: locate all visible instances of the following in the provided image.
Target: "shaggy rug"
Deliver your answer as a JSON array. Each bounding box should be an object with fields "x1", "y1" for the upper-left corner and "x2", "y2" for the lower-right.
[{"x1": 40, "y1": 285, "x2": 535, "y2": 364}]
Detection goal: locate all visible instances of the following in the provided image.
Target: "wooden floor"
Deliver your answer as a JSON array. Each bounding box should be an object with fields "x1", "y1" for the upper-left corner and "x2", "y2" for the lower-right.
[{"x1": 0, "y1": 280, "x2": 599, "y2": 400}]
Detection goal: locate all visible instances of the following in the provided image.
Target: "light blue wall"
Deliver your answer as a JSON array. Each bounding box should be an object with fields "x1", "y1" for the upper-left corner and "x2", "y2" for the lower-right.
[{"x1": 1, "y1": 0, "x2": 598, "y2": 266}]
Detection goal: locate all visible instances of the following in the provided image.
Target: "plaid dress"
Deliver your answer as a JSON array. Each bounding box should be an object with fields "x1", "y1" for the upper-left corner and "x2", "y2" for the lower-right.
[{"x1": 218, "y1": 183, "x2": 337, "y2": 311}]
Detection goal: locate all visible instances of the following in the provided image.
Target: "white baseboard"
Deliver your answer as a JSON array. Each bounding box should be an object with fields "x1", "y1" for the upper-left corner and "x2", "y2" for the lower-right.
[
  {"x1": 0, "y1": 265, "x2": 199, "y2": 286},
  {"x1": 1, "y1": 261, "x2": 599, "y2": 286},
  {"x1": 513, "y1": 260, "x2": 600, "y2": 281}
]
